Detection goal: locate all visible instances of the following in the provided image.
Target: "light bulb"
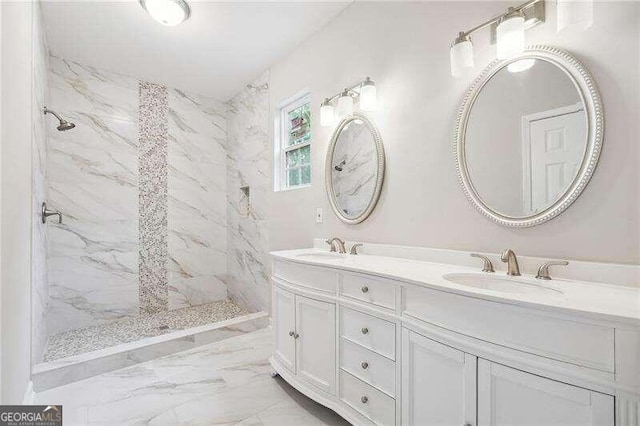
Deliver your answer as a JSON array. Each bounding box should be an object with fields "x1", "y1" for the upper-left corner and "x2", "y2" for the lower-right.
[
  {"x1": 359, "y1": 77, "x2": 377, "y2": 111},
  {"x1": 337, "y1": 90, "x2": 354, "y2": 119},
  {"x1": 140, "y1": 0, "x2": 190, "y2": 26},
  {"x1": 320, "y1": 99, "x2": 335, "y2": 127},
  {"x1": 557, "y1": 0, "x2": 593, "y2": 33},
  {"x1": 496, "y1": 8, "x2": 525, "y2": 60},
  {"x1": 508, "y1": 58, "x2": 535, "y2": 73},
  {"x1": 450, "y1": 33, "x2": 474, "y2": 77}
]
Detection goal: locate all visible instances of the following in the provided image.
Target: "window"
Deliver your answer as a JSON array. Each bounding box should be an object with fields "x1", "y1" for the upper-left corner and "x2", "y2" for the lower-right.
[{"x1": 276, "y1": 93, "x2": 311, "y2": 190}]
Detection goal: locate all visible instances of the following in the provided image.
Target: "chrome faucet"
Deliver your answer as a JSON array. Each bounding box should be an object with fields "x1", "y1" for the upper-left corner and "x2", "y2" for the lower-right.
[
  {"x1": 326, "y1": 237, "x2": 346, "y2": 254},
  {"x1": 501, "y1": 249, "x2": 521, "y2": 276}
]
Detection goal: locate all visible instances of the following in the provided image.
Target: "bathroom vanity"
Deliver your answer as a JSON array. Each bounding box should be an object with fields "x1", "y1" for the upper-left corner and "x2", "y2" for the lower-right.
[{"x1": 269, "y1": 247, "x2": 640, "y2": 426}]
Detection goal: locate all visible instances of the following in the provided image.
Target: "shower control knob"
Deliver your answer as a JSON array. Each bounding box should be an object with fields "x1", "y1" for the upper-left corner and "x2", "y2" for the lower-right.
[
  {"x1": 361, "y1": 327, "x2": 369, "y2": 335},
  {"x1": 361, "y1": 361, "x2": 369, "y2": 369}
]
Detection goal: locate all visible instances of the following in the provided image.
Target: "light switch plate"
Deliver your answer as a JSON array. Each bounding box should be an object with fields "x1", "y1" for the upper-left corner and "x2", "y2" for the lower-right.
[{"x1": 316, "y1": 208, "x2": 323, "y2": 223}]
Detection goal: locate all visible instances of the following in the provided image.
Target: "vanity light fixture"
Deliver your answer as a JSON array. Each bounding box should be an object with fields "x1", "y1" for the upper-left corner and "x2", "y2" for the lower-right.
[
  {"x1": 319, "y1": 77, "x2": 377, "y2": 127},
  {"x1": 320, "y1": 98, "x2": 335, "y2": 127},
  {"x1": 337, "y1": 89, "x2": 355, "y2": 119},
  {"x1": 450, "y1": 33, "x2": 474, "y2": 77},
  {"x1": 139, "y1": 0, "x2": 191, "y2": 26},
  {"x1": 450, "y1": 0, "x2": 593, "y2": 77},
  {"x1": 496, "y1": 8, "x2": 526, "y2": 59}
]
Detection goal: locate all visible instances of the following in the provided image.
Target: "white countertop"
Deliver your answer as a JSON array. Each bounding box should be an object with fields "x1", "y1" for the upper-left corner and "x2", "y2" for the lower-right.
[{"x1": 271, "y1": 248, "x2": 640, "y2": 326}]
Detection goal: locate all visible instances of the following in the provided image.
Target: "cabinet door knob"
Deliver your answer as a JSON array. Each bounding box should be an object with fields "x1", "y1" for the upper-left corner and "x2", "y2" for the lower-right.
[
  {"x1": 293, "y1": 333, "x2": 300, "y2": 339},
  {"x1": 361, "y1": 327, "x2": 369, "y2": 335},
  {"x1": 289, "y1": 331, "x2": 294, "y2": 337},
  {"x1": 361, "y1": 361, "x2": 369, "y2": 369},
  {"x1": 361, "y1": 286, "x2": 369, "y2": 293},
  {"x1": 361, "y1": 396, "x2": 368, "y2": 404}
]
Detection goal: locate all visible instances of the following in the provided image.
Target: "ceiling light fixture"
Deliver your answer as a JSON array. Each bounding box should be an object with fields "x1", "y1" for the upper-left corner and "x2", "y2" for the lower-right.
[
  {"x1": 140, "y1": 0, "x2": 191, "y2": 26},
  {"x1": 320, "y1": 77, "x2": 378, "y2": 126}
]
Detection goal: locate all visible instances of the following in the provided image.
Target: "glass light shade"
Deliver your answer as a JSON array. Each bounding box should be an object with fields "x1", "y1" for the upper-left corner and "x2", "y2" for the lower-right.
[
  {"x1": 508, "y1": 58, "x2": 535, "y2": 73},
  {"x1": 140, "y1": 0, "x2": 190, "y2": 26},
  {"x1": 450, "y1": 37, "x2": 474, "y2": 77},
  {"x1": 320, "y1": 102, "x2": 335, "y2": 127},
  {"x1": 359, "y1": 80, "x2": 377, "y2": 111},
  {"x1": 496, "y1": 13, "x2": 525, "y2": 59},
  {"x1": 557, "y1": 0, "x2": 593, "y2": 33},
  {"x1": 337, "y1": 93, "x2": 354, "y2": 118}
]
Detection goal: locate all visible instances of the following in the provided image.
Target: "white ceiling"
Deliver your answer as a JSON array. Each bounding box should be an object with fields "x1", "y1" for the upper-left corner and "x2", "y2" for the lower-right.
[{"x1": 41, "y1": 1, "x2": 351, "y2": 100}]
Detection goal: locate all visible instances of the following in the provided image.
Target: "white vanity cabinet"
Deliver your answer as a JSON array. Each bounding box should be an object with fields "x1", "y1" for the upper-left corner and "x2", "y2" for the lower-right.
[
  {"x1": 401, "y1": 329, "x2": 477, "y2": 426},
  {"x1": 273, "y1": 285, "x2": 336, "y2": 394},
  {"x1": 477, "y1": 360, "x2": 614, "y2": 426},
  {"x1": 270, "y1": 255, "x2": 638, "y2": 426}
]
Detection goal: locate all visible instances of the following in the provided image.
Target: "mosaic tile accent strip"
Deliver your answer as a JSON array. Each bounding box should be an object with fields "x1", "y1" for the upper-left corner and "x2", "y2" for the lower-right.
[{"x1": 139, "y1": 81, "x2": 169, "y2": 314}]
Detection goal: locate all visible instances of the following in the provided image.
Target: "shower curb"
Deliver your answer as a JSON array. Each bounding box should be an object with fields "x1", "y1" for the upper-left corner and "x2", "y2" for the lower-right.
[{"x1": 32, "y1": 311, "x2": 269, "y2": 392}]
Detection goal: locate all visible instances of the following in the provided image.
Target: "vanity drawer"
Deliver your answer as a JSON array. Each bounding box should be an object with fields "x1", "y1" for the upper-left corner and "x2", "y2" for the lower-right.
[
  {"x1": 340, "y1": 370, "x2": 396, "y2": 426},
  {"x1": 403, "y1": 285, "x2": 615, "y2": 372},
  {"x1": 340, "y1": 307, "x2": 396, "y2": 360},
  {"x1": 273, "y1": 260, "x2": 336, "y2": 293},
  {"x1": 341, "y1": 273, "x2": 397, "y2": 310},
  {"x1": 340, "y1": 338, "x2": 395, "y2": 397}
]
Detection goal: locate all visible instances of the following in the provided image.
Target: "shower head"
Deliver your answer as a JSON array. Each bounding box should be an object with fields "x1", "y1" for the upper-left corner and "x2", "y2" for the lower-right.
[{"x1": 44, "y1": 107, "x2": 76, "y2": 131}]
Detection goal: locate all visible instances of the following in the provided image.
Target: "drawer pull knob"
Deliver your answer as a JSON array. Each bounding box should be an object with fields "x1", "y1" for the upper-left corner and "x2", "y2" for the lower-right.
[
  {"x1": 361, "y1": 327, "x2": 369, "y2": 335},
  {"x1": 361, "y1": 396, "x2": 368, "y2": 404},
  {"x1": 361, "y1": 361, "x2": 369, "y2": 369},
  {"x1": 361, "y1": 286, "x2": 369, "y2": 293},
  {"x1": 289, "y1": 331, "x2": 294, "y2": 337}
]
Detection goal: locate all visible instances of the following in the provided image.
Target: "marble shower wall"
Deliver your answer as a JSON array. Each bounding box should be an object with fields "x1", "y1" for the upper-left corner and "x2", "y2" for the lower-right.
[
  {"x1": 167, "y1": 89, "x2": 229, "y2": 310},
  {"x1": 47, "y1": 57, "x2": 140, "y2": 335},
  {"x1": 32, "y1": 2, "x2": 50, "y2": 363},
  {"x1": 226, "y1": 71, "x2": 271, "y2": 313},
  {"x1": 46, "y1": 56, "x2": 229, "y2": 335}
]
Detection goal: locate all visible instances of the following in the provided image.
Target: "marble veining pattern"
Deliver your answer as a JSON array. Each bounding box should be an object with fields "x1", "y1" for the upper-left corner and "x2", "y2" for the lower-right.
[
  {"x1": 42, "y1": 300, "x2": 248, "y2": 362},
  {"x1": 139, "y1": 81, "x2": 169, "y2": 314},
  {"x1": 35, "y1": 329, "x2": 348, "y2": 426},
  {"x1": 46, "y1": 56, "x2": 140, "y2": 335},
  {"x1": 167, "y1": 88, "x2": 229, "y2": 309},
  {"x1": 226, "y1": 71, "x2": 271, "y2": 313}
]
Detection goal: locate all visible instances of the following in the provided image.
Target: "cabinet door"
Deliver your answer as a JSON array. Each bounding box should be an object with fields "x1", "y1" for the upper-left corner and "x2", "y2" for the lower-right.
[
  {"x1": 295, "y1": 295, "x2": 336, "y2": 394},
  {"x1": 478, "y1": 360, "x2": 614, "y2": 426},
  {"x1": 273, "y1": 285, "x2": 296, "y2": 373},
  {"x1": 402, "y1": 329, "x2": 477, "y2": 426}
]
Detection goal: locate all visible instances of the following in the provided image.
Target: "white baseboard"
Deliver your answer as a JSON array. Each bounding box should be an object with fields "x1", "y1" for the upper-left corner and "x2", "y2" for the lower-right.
[{"x1": 21, "y1": 380, "x2": 35, "y2": 405}]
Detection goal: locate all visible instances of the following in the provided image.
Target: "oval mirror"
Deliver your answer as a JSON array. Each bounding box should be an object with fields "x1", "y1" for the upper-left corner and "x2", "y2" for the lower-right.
[
  {"x1": 326, "y1": 113, "x2": 385, "y2": 224},
  {"x1": 455, "y1": 46, "x2": 604, "y2": 227}
]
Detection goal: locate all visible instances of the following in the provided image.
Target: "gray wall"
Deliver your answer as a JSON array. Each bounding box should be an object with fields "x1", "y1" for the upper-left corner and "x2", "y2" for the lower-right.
[{"x1": 268, "y1": 1, "x2": 640, "y2": 264}]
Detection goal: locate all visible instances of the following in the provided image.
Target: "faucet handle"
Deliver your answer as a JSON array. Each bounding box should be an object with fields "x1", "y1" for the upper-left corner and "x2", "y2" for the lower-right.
[
  {"x1": 536, "y1": 260, "x2": 569, "y2": 280},
  {"x1": 349, "y1": 243, "x2": 363, "y2": 255},
  {"x1": 325, "y1": 239, "x2": 336, "y2": 252},
  {"x1": 470, "y1": 253, "x2": 494, "y2": 273}
]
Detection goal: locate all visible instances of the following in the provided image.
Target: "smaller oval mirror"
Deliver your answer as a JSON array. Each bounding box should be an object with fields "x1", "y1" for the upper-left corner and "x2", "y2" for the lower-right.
[{"x1": 326, "y1": 113, "x2": 385, "y2": 224}]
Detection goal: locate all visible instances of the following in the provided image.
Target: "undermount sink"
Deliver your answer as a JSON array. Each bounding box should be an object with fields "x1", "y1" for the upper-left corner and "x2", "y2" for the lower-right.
[
  {"x1": 443, "y1": 273, "x2": 563, "y2": 296},
  {"x1": 295, "y1": 252, "x2": 347, "y2": 260}
]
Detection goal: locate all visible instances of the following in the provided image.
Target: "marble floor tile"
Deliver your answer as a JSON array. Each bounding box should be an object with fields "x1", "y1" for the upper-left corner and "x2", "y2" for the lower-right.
[{"x1": 35, "y1": 328, "x2": 348, "y2": 426}]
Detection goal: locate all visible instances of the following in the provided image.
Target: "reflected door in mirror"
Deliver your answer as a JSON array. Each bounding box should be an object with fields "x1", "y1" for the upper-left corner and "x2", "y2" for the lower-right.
[{"x1": 524, "y1": 104, "x2": 586, "y2": 214}]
